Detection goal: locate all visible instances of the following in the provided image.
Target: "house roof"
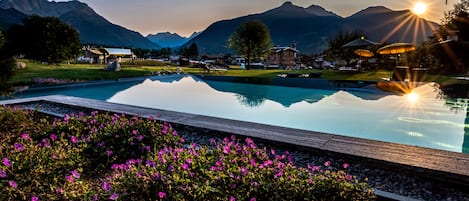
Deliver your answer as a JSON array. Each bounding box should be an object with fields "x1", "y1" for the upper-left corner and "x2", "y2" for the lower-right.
[
  {"x1": 106, "y1": 48, "x2": 132, "y2": 56},
  {"x1": 272, "y1": 47, "x2": 298, "y2": 53}
]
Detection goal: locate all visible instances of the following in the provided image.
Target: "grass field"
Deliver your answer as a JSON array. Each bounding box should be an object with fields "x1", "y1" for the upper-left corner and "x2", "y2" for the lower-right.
[{"x1": 8, "y1": 60, "x2": 460, "y2": 86}]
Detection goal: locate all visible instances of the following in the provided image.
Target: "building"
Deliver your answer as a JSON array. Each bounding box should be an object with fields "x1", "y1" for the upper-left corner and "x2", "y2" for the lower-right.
[
  {"x1": 106, "y1": 48, "x2": 135, "y2": 63},
  {"x1": 79, "y1": 47, "x2": 134, "y2": 64},
  {"x1": 265, "y1": 44, "x2": 298, "y2": 69}
]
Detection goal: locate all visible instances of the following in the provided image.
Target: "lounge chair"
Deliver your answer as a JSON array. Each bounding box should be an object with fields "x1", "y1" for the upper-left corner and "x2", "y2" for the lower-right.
[{"x1": 202, "y1": 64, "x2": 227, "y2": 74}]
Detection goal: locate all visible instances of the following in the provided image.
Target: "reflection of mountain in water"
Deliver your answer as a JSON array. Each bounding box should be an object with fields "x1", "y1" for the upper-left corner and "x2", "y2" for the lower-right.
[
  {"x1": 15, "y1": 80, "x2": 143, "y2": 100},
  {"x1": 203, "y1": 80, "x2": 335, "y2": 107}
]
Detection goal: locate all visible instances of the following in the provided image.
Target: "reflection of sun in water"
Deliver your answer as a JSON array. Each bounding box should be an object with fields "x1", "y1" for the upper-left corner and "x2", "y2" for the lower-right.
[
  {"x1": 412, "y1": 2, "x2": 427, "y2": 15},
  {"x1": 407, "y1": 91, "x2": 419, "y2": 103}
]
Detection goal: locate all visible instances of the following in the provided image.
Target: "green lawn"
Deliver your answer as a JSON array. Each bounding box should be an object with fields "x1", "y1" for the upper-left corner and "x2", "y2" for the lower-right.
[{"x1": 8, "y1": 60, "x2": 462, "y2": 86}]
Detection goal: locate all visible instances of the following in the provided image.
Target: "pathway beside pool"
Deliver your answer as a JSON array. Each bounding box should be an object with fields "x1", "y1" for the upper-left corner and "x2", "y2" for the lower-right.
[{"x1": 1, "y1": 95, "x2": 469, "y2": 187}]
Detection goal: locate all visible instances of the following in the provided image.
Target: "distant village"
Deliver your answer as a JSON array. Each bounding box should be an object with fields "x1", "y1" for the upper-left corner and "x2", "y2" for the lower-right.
[{"x1": 78, "y1": 41, "x2": 332, "y2": 71}]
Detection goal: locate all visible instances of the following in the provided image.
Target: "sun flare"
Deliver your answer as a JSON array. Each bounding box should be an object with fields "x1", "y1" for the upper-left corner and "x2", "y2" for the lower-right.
[
  {"x1": 407, "y1": 92, "x2": 419, "y2": 103},
  {"x1": 412, "y1": 2, "x2": 427, "y2": 15}
]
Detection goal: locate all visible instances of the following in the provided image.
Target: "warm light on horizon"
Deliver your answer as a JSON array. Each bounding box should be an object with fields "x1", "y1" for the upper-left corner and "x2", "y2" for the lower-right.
[{"x1": 412, "y1": 2, "x2": 428, "y2": 15}]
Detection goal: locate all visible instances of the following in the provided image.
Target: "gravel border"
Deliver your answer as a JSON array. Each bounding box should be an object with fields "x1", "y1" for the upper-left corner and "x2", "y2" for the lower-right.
[{"x1": 12, "y1": 101, "x2": 469, "y2": 201}]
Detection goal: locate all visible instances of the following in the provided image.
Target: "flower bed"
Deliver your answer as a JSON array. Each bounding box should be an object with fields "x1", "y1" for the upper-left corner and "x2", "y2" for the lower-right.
[{"x1": 0, "y1": 106, "x2": 375, "y2": 200}]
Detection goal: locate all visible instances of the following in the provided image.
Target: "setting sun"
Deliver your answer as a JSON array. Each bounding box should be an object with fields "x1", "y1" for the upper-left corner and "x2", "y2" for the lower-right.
[{"x1": 412, "y1": 2, "x2": 427, "y2": 15}]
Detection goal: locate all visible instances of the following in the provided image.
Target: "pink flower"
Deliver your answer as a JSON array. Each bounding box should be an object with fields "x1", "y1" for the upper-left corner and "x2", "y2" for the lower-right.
[
  {"x1": 66, "y1": 175, "x2": 74, "y2": 183},
  {"x1": 230, "y1": 196, "x2": 236, "y2": 201},
  {"x1": 182, "y1": 163, "x2": 189, "y2": 170},
  {"x1": 274, "y1": 171, "x2": 283, "y2": 178},
  {"x1": 0, "y1": 169, "x2": 6, "y2": 178},
  {"x1": 102, "y1": 182, "x2": 111, "y2": 192},
  {"x1": 270, "y1": 149, "x2": 275, "y2": 155},
  {"x1": 162, "y1": 125, "x2": 169, "y2": 134},
  {"x1": 312, "y1": 166, "x2": 321, "y2": 172},
  {"x1": 21, "y1": 133, "x2": 31, "y2": 141},
  {"x1": 250, "y1": 159, "x2": 257, "y2": 167},
  {"x1": 210, "y1": 166, "x2": 217, "y2": 171},
  {"x1": 158, "y1": 191, "x2": 166, "y2": 198},
  {"x1": 223, "y1": 145, "x2": 231, "y2": 154},
  {"x1": 71, "y1": 170, "x2": 80, "y2": 178},
  {"x1": 31, "y1": 196, "x2": 39, "y2": 201},
  {"x1": 186, "y1": 158, "x2": 193, "y2": 164},
  {"x1": 9, "y1": 180, "x2": 17, "y2": 188},
  {"x1": 250, "y1": 198, "x2": 257, "y2": 201},
  {"x1": 14, "y1": 143, "x2": 25, "y2": 151},
  {"x1": 106, "y1": 150, "x2": 113, "y2": 156},
  {"x1": 50, "y1": 134, "x2": 57, "y2": 141},
  {"x1": 209, "y1": 138, "x2": 216, "y2": 144},
  {"x1": 343, "y1": 163, "x2": 350, "y2": 169},
  {"x1": 109, "y1": 193, "x2": 119, "y2": 200},
  {"x1": 346, "y1": 175, "x2": 353, "y2": 181},
  {"x1": 324, "y1": 161, "x2": 331, "y2": 167},
  {"x1": 132, "y1": 130, "x2": 138, "y2": 135},
  {"x1": 137, "y1": 135, "x2": 144, "y2": 141},
  {"x1": 3, "y1": 158, "x2": 11, "y2": 167},
  {"x1": 70, "y1": 136, "x2": 78, "y2": 143},
  {"x1": 240, "y1": 167, "x2": 248, "y2": 175}
]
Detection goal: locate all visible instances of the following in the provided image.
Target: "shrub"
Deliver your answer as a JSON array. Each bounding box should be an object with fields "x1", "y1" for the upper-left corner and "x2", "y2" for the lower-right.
[
  {"x1": 102, "y1": 136, "x2": 375, "y2": 200},
  {"x1": 0, "y1": 107, "x2": 376, "y2": 200},
  {"x1": 121, "y1": 60, "x2": 166, "y2": 66}
]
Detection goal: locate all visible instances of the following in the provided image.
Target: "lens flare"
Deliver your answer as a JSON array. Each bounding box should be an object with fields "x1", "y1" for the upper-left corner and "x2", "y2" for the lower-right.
[
  {"x1": 407, "y1": 92, "x2": 419, "y2": 102},
  {"x1": 412, "y1": 2, "x2": 427, "y2": 15}
]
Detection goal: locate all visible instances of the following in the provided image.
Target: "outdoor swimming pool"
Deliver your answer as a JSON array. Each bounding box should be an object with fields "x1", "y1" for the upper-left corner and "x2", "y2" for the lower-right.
[{"x1": 12, "y1": 75, "x2": 469, "y2": 153}]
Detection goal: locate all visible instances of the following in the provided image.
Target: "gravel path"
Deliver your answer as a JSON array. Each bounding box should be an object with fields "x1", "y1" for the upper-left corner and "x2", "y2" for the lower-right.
[{"x1": 15, "y1": 101, "x2": 469, "y2": 201}]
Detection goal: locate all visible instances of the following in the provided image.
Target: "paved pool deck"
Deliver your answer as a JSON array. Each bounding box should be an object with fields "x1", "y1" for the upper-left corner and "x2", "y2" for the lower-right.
[{"x1": 2, "y1": 95, "x2": 469, "y2": 188}]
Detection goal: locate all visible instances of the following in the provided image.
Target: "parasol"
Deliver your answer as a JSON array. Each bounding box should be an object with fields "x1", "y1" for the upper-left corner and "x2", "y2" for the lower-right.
[
  {"x1": 377, "y1": 43, "x2": 417, "y2": 82},
  {"x1": 377, "y1": 43, "x2": 416, "y2": 55},
  {"x1": 354, "y1": 49, "x2": 374, "y2": 57},
  {"x1": 342, "y1": 37, "x2": 380, "y2": 48}
]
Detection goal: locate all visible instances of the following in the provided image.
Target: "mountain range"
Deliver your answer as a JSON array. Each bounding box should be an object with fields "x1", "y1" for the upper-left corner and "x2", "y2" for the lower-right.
[
  {"x1": 0, "y1": 0, "x2": 160, "y2": 49},
  {"x1": 146, "y1": 32, "x2": 200, "y2": 48},
  {"x1": 0, "y1": 0, "x2": 439, "y2": 54},
  {"x1": 186, "y1": 2, "x2": 439, "y2": 54}
]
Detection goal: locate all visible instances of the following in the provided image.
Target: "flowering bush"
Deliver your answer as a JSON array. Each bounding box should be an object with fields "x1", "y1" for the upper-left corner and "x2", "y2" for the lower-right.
[
  {"x1": 31, "y1": 77, "x2": 81, "y2": 85},
  {"x1": 0, "y1": 106, "x2": 376, "y2": 200}
]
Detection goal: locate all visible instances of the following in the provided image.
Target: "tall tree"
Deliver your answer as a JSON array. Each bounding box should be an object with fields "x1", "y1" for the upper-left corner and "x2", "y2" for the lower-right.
[
  {"x1": 228, "y1": 20, "x2": 272, "y2": 70},
  {"x1": 0, "y1": 30, "x2": 16, "y2": 95},
  {"x1": 432, "y1": 0, "x2": 469, "y2": 73},
  {"x1": 7, "y1": 15, "x2": 80, "y2": 64},
  {"x1": 186, "y1": 42, "x2": 199, "y2": 58},
  {"x1": 324, "y1": 31, "x2": 364, "y2": 65}
]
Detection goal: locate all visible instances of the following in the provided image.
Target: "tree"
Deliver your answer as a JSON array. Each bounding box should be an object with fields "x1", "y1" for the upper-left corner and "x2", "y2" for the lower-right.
[
  {"x1": 431, "y1": 0, "x2": 469, "y2": 73},
  {"x1": 186, "y1": 43, "x2": 199, "y2": 58},
  {"x1": 179, "y1": 43, "x2": 199, "y2": 59},
  {"x1": 228, "y1": 20, "x2": 272, "y2": 70},
  {"x1": 324, "y1": 31, "x2": 365, "y2": 65},
  {"x1": 442, "y1": 0, "x2": 469, "y2": 25},
  {"x1": 7, "y1": 15, "x2": 80, "y2": 64},
  {"x1": 0, "y1": 30, "x2": 16, "y2": 95}
]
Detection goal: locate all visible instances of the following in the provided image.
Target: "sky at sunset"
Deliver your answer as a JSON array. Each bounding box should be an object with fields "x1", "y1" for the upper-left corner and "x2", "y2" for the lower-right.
[{"x1": 52, "y1": 0, "x2": 457, "y2": 37}]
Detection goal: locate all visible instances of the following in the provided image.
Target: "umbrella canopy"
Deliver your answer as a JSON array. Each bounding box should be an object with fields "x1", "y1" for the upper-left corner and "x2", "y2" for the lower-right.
[
  {"x1": 342, "y1": 37, "x2": 380, "y2": 47},
  {"x1": 354, "y1": 49, "x2": 374, "y2": 57},
  {"x1": 377, "y1": 43, "x2": 416, "y2": 55}
]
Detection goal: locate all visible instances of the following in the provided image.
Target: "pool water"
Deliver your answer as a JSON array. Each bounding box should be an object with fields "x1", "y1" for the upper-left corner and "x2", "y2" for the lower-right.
[{"x1": 13, "y1": 75, "x2": 469, "y2": 153}]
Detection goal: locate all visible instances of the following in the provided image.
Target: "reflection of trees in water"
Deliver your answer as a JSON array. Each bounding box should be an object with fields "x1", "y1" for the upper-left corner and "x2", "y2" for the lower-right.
[
  {"x1": 444, "y1": 98, "x2": 469, "y2": 113},
  {"x1": 464, "y1": 109, "x2": 469, "y2": 153},
  {"x1": 436, "y1": 83, "x2": 469, "y2": 113},
  {"x1": 235, "y1": 94, "x2": 265, "y2": 107}
]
